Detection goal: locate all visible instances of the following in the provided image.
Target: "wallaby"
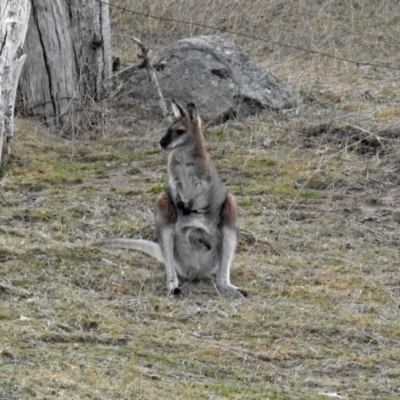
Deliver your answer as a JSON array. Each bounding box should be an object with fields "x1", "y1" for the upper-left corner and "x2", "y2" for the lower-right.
[{"x1": 99, "y1": 101, "x2": 247, "y2": 297}]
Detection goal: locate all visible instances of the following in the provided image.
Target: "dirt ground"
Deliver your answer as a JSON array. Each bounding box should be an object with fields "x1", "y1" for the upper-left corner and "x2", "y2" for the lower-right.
[{"x1": 1, "y1": 1, "x2": 400, "y2": 399}]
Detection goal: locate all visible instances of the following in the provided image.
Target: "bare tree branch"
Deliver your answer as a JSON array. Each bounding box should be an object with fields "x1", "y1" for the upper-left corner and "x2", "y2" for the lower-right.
[{"x1": 132, "y1": 37, "x2": 172, "y2": 122}]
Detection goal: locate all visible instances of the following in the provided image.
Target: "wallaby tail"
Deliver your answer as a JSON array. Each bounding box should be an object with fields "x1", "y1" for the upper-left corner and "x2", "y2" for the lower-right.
[{"x1": 98, "y1": 239, "x2": 163, "y2": 263}]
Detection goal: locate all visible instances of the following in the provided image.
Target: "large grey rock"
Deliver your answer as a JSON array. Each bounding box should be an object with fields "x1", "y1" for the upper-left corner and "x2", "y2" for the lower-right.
[{"x1": 125, "y1": 35, "x2": 300, "y2": 123}]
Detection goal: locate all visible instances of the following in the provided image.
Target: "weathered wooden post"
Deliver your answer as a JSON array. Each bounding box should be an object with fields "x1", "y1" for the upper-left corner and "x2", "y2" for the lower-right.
[
  {"x1": 0, "y1": 0, "x2": 30, "y2": 164},
  {"x1": 19, "y1": 0, "x2": 112, "y2": 130}
]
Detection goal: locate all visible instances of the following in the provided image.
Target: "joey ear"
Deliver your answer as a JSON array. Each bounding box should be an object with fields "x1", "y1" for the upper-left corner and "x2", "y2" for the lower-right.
[
  {"x1": 186, "y1": 103, "x2": 198, "y2": 122},
  {"x1": 171, "y1": 99, "x2": 187, "y2": 119}
]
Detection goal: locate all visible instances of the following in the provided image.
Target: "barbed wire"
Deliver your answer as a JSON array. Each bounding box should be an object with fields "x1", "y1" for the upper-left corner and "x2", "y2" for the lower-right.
[{"x1": 98, "y1": 0, "x2": 400, "y2": 72}]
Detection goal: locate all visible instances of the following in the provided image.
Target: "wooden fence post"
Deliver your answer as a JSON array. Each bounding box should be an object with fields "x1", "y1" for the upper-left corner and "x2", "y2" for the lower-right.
[
  {"x1": 0, "y1": 0, "x2": 30, "y2": 164},
  {"x1": 19, "y1": 0, "x2": 112, "y2": 130}
]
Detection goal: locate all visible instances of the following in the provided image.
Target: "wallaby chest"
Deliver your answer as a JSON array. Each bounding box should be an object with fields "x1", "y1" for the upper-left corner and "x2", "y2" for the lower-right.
[{"x1": 168, "y1": 151, "x2": 209, "y2": 197}]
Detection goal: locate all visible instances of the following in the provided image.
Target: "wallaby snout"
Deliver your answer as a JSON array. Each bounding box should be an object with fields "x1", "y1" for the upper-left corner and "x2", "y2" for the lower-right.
[{"x1": 159, "y1": 134, "x2": 170, "y2": 149}]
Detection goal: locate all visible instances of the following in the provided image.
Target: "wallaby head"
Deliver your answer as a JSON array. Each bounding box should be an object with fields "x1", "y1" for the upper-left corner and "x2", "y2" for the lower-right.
[{"x1": 159, "y1": 100, "x2": 203, "y2": 151}]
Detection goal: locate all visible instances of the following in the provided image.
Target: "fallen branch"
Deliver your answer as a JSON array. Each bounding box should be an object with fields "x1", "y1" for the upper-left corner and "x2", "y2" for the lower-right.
[{"x1": 131, "y1": 37, "x2": 172, "y2": 122}]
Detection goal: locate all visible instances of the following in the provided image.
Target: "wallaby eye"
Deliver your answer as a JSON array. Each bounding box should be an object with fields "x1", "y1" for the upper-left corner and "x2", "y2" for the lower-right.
[{"x1": 176, "y1": 129, "x2": 185, "y2": 135}]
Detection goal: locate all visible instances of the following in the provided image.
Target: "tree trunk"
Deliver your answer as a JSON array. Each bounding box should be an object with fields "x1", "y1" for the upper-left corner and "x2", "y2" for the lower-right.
[
  {"x1": 0, "y1": 0, "x2": 30, "y2": 164},
  {"x1": 19, "y1": 0, "x2": 111, "y2": 130}
]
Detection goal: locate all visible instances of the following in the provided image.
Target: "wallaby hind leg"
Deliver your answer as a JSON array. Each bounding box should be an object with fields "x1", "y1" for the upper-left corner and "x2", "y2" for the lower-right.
[
  {"x1": 217, "y1": 193, "x2": 248, "y2": 297},
  {"x1": 155, "y1": 191, "x2": 181, "y2": 295}
]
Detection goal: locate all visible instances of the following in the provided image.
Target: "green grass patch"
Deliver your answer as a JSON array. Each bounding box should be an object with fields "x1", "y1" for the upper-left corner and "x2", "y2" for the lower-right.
[{"x1": 238, "y1": 197, "x2": 253, "y2": 207}]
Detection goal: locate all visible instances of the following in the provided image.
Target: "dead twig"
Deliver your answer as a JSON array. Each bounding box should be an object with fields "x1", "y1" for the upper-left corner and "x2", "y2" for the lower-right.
[{"x1": 131, "y1": 37, "x2": 171, "y2": 122}]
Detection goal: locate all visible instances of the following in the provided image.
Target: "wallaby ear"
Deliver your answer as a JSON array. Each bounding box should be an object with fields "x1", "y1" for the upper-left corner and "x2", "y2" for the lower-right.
[
  {"x1": 186, "y1": 103, "x2": 198, "y2": 122},
  {"x1": 171, "y1": 99, "x2": 187, "y2": 119}
]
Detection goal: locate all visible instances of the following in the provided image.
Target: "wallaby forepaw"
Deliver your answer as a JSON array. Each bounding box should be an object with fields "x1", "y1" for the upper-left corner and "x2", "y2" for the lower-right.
[
  {"x1": 182, "y1": 207, "x2": 192, "y2": 216},
  {"x1": 237, "y1": 288, "x2": 249, "y2": 298}
]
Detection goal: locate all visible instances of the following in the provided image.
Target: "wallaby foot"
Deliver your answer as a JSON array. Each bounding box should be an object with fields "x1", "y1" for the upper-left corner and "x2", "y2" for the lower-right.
[
  {"x1": 172, "y1": 287, "x2": 182, "y2": 297},
  {"x1": 218, "y1": 282, "x2": 248, "y2": 297},
  {"x1": 167, "y1": 277, "x2": 182, "y2": 296}
]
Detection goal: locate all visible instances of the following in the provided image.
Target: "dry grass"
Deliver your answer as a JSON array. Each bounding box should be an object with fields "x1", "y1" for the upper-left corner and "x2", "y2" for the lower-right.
[{"x1": 2, "y1": 1, "x2": 400, "y2": 399}]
